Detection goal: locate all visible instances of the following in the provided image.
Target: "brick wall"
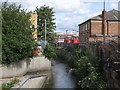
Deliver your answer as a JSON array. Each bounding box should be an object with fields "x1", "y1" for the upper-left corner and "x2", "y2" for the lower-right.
[
  {"x1": 108, "y1": 21, "x2": 119, "y2": 35},
  {"x1": 79, "y1": 20, "x2": 119, "y2": 44},
  {"x1": 79, "y1": 20, "x2": 90, "y2": 44},
  {"x1": 91, "y1": 21, "x2": 102, "y2": 35},
  {"x1": 91, "y1": 20, "x2": 119, "y2": 36}
]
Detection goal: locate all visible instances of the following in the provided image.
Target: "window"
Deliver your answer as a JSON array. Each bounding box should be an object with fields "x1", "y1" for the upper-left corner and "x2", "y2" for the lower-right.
[
  {"x1": 74, "y1": 37, "x2": 79, "y2": 40},
  {"x1": 81, "y1": 26, "x2": 83, "y2": 31},
  {"x1": 32, "y1": 25, "x2": 35, "y2": 29},
  {"x1": 55, "y1": 38, "x2": 58, "y2": 40},
  {"x1": 59, "y1": 38, "x2": 64, "y2": 40},
  {"x1": 87, "y1": 22, "x2": 90, "y2": 30},
  {"x1": 83, "y1": 25, "x2": 85, "y2": 31},
  {"x1": 68, "y1": 37, "x2": 71, "y2": 39},
  {"x1": 86, "y1": 23, "x2": 87, "y2": 30},
  {"x1": 83, "y1": 24, "x2": 86, "y2": 31}
]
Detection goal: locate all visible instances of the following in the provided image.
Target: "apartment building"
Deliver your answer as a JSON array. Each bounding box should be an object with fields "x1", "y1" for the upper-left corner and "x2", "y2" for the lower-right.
[{"x1": 29, "y1": 14, "x2": 38, "y2": 41}]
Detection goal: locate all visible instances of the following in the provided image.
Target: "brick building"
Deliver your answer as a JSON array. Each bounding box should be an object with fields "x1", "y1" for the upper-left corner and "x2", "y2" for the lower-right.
[{"x1": 79, "y1": 9, "x2": 120, "y2": 44}]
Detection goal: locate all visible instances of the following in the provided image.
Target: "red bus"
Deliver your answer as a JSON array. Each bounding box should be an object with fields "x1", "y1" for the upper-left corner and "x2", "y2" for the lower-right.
[
  {"x1": 54, "y1": 37, "x2": 64, "y2": 47},
  {"x1": 71, "y1": 35, "x2": 79, "y2": 44},
  {"x1": 64, "y1": 36, "x2": 72, "y2": 44}
]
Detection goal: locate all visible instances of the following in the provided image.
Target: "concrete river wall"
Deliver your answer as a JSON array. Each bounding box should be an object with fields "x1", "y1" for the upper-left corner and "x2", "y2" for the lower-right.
[{"x1": 0, "y1": 56, "x2": 51, "y2": 78}]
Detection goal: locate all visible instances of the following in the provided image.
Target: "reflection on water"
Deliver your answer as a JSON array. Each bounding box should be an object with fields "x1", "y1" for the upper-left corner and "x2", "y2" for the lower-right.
[{"x1": 52, "y1": 60, "x2": 75, "y2": 88}]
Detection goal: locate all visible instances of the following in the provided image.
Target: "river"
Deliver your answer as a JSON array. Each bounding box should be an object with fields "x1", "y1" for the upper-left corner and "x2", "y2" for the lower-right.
[{"x1": 46, "y1": 60, "x2": 76, "y2": 89}]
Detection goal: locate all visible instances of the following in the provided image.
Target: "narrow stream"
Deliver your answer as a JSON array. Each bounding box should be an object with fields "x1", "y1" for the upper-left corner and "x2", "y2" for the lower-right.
[
  {"x1": 25, "y1": 59, "x2": 76, "y2": 89},
  {"x1": 51, "y1": 60, "x2": 76, "y2": 88}
]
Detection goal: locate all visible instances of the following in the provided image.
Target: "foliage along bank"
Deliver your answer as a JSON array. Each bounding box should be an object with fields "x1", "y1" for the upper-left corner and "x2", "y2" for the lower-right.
[
  {"x1": 57, "y1": 46, "x2": 108, "y2": 88},
  {"x1": 43, "y1": 44, "x2": 57, "y2": 59}
]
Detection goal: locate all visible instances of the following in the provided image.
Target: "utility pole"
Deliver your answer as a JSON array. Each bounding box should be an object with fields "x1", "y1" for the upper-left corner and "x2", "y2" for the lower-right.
[
  {"x1": 45, "y1": 19, "x2": 47, "y2": 46},
  {"x1": 104, "y1": 0, "x2": 105, "y2": 10},
  {"x1": 66, "y1": 30, "x2": 68, "y2": 36}
]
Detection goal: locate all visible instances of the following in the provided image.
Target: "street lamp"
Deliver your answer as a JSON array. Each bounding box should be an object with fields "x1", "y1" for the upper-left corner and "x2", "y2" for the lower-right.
[
  {"x1": 45, "y1": 19, "x2": 47, "y2": 46},
  {"x1": 38, "y1": 19, "x2": 47, "y2": 46},
  {"x1": 66, "y1": 30, "x2": 68, "y2": 36},
  {"x1": 72, "y1": 30, "x2": 79, "y2": 35}
]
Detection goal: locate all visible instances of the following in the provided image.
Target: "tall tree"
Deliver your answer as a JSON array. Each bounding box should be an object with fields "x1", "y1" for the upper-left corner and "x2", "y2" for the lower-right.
[
  {"x1": 2, "y1": 2, "x2": 36, "y2": 64},
  {"x1": 35, "y1": 5, "x2": 56, "y2": 45}
]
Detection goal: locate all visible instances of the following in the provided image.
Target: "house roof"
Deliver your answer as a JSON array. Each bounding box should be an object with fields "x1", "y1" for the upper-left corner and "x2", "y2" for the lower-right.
[
  {"x1": 91, "y1": 9, "x2": 120, "y2": 21},
  {"x1": 79, "y1": 9, "x2": 120, "y2": 26}
]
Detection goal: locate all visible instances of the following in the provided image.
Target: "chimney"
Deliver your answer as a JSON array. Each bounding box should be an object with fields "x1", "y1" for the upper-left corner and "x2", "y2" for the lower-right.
[
  {"x1": 102, "y1": 9, "x2": 107, "y2": 35},
  {"x1": 102, "y1": 0, "x2": 107, "y2": 40}
]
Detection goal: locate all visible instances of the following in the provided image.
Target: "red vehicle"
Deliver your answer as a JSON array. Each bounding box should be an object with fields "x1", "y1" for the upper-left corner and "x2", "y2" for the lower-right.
[
  {"x1": 34, "y1": 50, "x2": 40, "y2": 54},
  {"x1": 71, "y1": 35, "x2": 79, "y2": 44},
  {"x1": 64, "y1": 36, "x2": 72, "y2": 44},
  {"x1": 54, "y1": 35, "x2": 80, "y2": 48},
  {"x1": 33, "y1": 47, "x2": 41, "y2": 54},
  {"x1": 54, "y1": 37, "x2": 64, "y2": 43},
  {"x1": 54, "y1": 37, "x2": 64, "y2": 47}
]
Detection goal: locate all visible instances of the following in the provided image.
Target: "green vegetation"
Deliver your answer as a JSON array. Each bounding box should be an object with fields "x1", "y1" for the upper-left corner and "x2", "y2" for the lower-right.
[
  {"x1": 2, "y1": 78, "x2": 19, "y2": 89},
  {"x1": 2, "y1": 2, "x2": 36, "y2": 64},
  {"x1": 35, "y1": 5, "x2": 56, "y2": 45},
  {"x1": 43, "y1": 44, "x2": 57, "y2": 59},
  {"x1": 113, "y1": 40, "x2": 120, "y2": 43},
  {"x1": 65, "y1": 47, "x2": 108, "y2": 88}
]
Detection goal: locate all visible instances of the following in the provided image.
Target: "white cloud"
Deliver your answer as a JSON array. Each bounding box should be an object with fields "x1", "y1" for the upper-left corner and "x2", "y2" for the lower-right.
[
  {"x1": 1, "y1": 0, "x2": 91, "y2": 13},
  {"x1": 38, "y1": 0, "x2": 91, "y2": 14},
  {"x1": 86, "y1": 0, "x2": 119, "y2": 2},
  {"x1": 110, "y1": 3, "x2": 118, "y2": 9},
  {"x1": 2, "y1": 0, "x2": 120, "y2": 2},
  {"x1": 74, "y1": 9, "x2": 90, "y2": 14},
  {"x1": 1, "y1": 0, "x2": 118, "y2": 32},
  {"x1": 88, "y1": 12, "x2": 101, "y2": 18}
]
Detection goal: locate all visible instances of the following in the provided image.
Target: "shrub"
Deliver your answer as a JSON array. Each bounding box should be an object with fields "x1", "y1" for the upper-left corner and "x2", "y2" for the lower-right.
[
  {"x1": 68, "y1": 47, "x2": 107, "y2": 88},
  {"x1": 43, "y1": 44, "x2": 57, "y2": 59}
]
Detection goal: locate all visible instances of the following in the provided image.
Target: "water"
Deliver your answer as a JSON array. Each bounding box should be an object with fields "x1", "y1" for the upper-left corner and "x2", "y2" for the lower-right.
[
  {"x1": 25, "y1": 59, "x2": 76, "y2": 89},
  {"x1": 51, "y1": 60, "x2": 76, "y2": 88}
]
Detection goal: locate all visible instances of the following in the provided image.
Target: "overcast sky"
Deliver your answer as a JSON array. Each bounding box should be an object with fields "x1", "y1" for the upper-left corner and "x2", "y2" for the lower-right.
[{"x1": 1, "y1": 0, "x2": 119, "y2": 33}]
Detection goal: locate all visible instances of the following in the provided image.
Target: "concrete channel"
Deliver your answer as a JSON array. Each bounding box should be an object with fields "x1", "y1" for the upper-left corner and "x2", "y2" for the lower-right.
[{"x1": 12, "y1": 74, "x2": 48, "y2": 89}]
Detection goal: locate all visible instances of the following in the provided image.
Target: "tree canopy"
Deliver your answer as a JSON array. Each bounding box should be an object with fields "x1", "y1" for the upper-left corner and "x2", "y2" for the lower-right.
[
  {"x1": 35, "y1": 5, "x2": 56, "y2": 45},
  {"x1": 2, "y1": 2, "x2": 36, "y2": 64}
]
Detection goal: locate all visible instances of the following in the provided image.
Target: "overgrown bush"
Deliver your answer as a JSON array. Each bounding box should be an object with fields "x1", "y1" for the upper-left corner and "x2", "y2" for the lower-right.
[
  {"x1": 43, "y1": 44, "x2": 57, "y2": 59},
  {"x1": 2, "y1": 2, "x2": 36, "y2": 64},
  {"x1": 68, "y1": 47, "x2": 108, "y2": 88}
]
